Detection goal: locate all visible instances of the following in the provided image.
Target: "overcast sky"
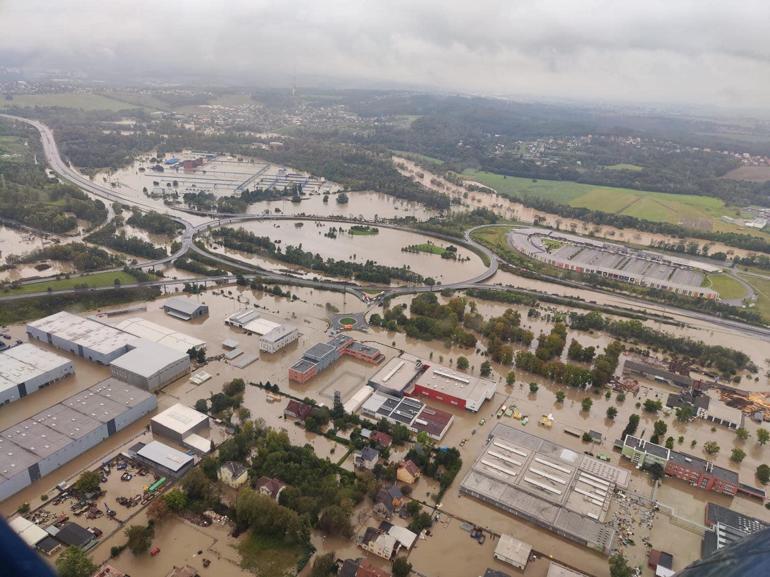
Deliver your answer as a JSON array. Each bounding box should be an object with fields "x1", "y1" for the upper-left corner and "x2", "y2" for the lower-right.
[{"x1": 2, "y1": 0, "x2": 770, "y2": 110}]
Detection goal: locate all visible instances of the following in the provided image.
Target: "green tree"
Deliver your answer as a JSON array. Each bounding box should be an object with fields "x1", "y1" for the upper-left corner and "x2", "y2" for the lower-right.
[
  {"x1": 506, "y1": 371, "x2": 516, "y2": 385},
  {"x1": 646, "y1": 462, "x2": 665, "y2": 481},
  {"x1": 555, "y1": 390, "x2": 566, "y2": 403},
  {"x1": 609, "y1": 552, "x2": 633, "y2": 577},
  {"x1": 606, "y1": 406, "x2": 618, "y2": 420},
  {"x1": 581, "y1": 397, "x2": 593, "y2": 412},
  {"x1": 194, "y1": 398, "x2": 208, "y2": 413},
  {"x1": 758, "y1": 428, "x2": 770, "y2": 445},
  {"x1": 73, "y1": 470, "x2": 101, "y2": 495},
  {"x1": 318, "y1": 505, "x2": 353, "y2": 537},
  {"x1": 406, "y1": 500, "x2": 422, "y2": 517},
  {"x1": 665, "y1": 437, "x2": 674, "y2": 450},
  {"x1": 407, "y1": 511, "x2": 433, "y2": 534},
  {"x1": 456, "y1": 356, "x2": 469, "y2": 370},
  {"x1": 393, "y1": 556, "x2": 413, "y2": 577},
  {"x1": 643, "y1": 399, "x2": 662, "y2": 413},
  {"x1": 56, "y1": 546, "x2": 97, "y2": 577},
  {"x1": 310, "y1": 553, "x2": 337, "y2": 577},
  {"x1": 163, "y1": 488, "x2": 188, "y2": 512},
  {"x1": 480, "y1": 361, "x2": 492, "y2": 377},
  {"x1": 529, "y1": 382, "x2": 539, "y2": 394},
  {"x1": 736, "y1": 428, "x2": 750, "y2": 441},
  {"x1": 704, "y1": 441, "x2": 720, "y2": 455},
  {"x1": 125, "y1": 524, "x2": 154, "y2": 555},
  {"x1": 675, "y1": 404, "x2": 694, "y2": 422},
  {"x1": 731, "y1": 448, "x2": 746, "y2": 463},
  {"x1": 757, "y1": 464, "x2": 770, "y2": 484}
]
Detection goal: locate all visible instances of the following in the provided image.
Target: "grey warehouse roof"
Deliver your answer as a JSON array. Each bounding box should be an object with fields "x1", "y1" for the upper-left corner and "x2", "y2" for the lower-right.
[
  {"x1": 136, "y1": 440, "x2": 194, "y2": 472},
  {"x1": 164, "y1": 297, "x2": 207, "y2": 316},
  {"x1": 110, "y1": 343, "x2": 188, "y2": 378}
]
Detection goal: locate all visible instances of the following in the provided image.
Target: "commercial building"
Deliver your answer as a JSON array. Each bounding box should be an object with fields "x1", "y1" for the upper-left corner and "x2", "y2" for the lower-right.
[
  {"x1": 113, "y1": 317, "x2": 205, "y2": 353},
  {"x1": 666, "y1": 451, "x2": 739, "y2": 496},
  {"x1": 368, "y1": 354, "x2": 426, "y2": 396},
  {"x1": 134, "y1": 440, "x2": 194, "y2": 478},
  {"x1": 9, "y1": 516, "x2": 48, "y2": 548},
  {"x1": 702, "y1": 503, "x2": 768, "y2": 557},
  {"x1": 667, "y1": 390, "x2": 744, "y2": 430},
  {"x1": 622, "y1": 359, "x2": 693, "y2": 388},
  {"x1": 411, "y1": 363, "x2": 496, "y2": 412},
  {"x1": 162, "y1": 297, "x2": 209, "y2": 321},
  {"x1": 151, "y1": 403, "x2": 209, "y2": 443},
  {"x1": 289, "y1": 335, "x2": 383, "y2": 383},
  {"x1": 225, "y1": 310, "x2": 300, "y2": 353},
  {"x1": 0, "y1": 379, "x2": 156, "y2": 500},
  {"x1": 546, "y1": 562, "x2": 590, "y2": 577},
  {"x1": 110, "y1": 343, "x2": 190, "y2": 391},
  {"x1": 460, "y1": 423, "x2": 630, "y2": 555},
  {"x1": 0, "y1": 343, "x2": 74, "y2": 405},
  {"x1": 494, "y1": 534, "x2": 533, "y2": 570},
  {"x1": 27, "y1": 311, "x2": 139, "y2": 365},
  {"x1": 620, "y1": 435, "x2": 671, "y2": 469},
  {"x1": 361, "y1": 392, "x2": 454, "y2": 441}
]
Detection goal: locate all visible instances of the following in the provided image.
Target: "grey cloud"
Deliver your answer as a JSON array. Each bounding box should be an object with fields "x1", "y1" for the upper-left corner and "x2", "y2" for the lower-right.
[{"x1": 1, "y1": 0, "x2": 770, "y2": 109}]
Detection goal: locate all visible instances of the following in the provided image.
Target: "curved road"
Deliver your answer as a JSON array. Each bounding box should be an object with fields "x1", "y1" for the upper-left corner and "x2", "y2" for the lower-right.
[{"x1": 3, "y1": 113, "x2": 769, "y2": 340}]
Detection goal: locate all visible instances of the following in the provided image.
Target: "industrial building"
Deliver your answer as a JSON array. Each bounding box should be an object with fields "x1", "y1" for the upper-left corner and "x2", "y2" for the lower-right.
[
  {"x1": 133, "y1": 440, "x2": 194, "y2": 478},
  {"x1": 361, "y1": 392, "x2": 454, "y2": 441},
  {"x1": 0, "y1": 343, "x2": 74, "y2": 405},
  {"x1": 620, "y1": 435, "x2": 671, "y2": 469},
  {"x1": 225, "y1": 309, "x2": 300, "y2": 353},
  {"x1": 289, "y1": 335, "x2": 383, "y2": 383},
  {"x1": 151, "y1": 403, "x2": 209, "y2": 443},
  {"x1": 460, "y1": 423, "x2": 630, "y2": 555},
  {"x1": 494, "y1": 534, "x2": 532, "y2": 570},
  {"x1": 113, "y1": 317, "x2": 205, "y2": 353},
  {"x1": 622, "y1": 359, "x2": 693, "y2": 388},
  {"x1": 163, "y1": 297, "x2": 209, "y2": 321},
  {"x1": 702, "y1": 503, "x2": 768, "y2": 558},
  {"x1": 110, "y1": 343, "x2": 190, "y2": 391},
  {"x1": 667, "y1": 390, "x2": 744, "y2": 430},
  {"x1": 411, "y1": 363, "x2": 496, "y2": 412},
  {"x1": 368, "y1": 354, "x2": 426, "y2": 395},
  {"x1": 0, "y1": 378, "x2": 156, "y2": 500},
  {"x1": 27, "y1": 311, "x2": 139, "y2": 365},
  {"x1": 546, "y1": 562, "x2": 590, "y2": 577}
]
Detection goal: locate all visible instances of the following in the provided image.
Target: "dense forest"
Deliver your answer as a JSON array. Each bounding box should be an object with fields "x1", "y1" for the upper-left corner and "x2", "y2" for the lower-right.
[
  {"x1": 84, "y1": 222, "x2": 167, "y2": 259},
  {"x1": 12, "y1": 243, "x2": 123, "y2": 272},
  {"x1": 126, "y1": 210, "x2": 183, "y2": 235}
]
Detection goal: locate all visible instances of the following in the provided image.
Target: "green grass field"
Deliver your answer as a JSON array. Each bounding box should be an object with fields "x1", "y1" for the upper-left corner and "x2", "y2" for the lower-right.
[
  {"x1": 0, "y1": 135, "x2": 30, "y2": 161},
  {"x1": 0, "y1": 92, "x2": 143, "y2": 111},
  {"x1": 7, "y1": 271, "x2": 140, "y2": 295},
  {"x1": 738, "y1": 273, "x2": 770, "y2": 322},
  {"x1": 463, "y1": 169, "x2": 763, "y2": 235},
  {"x1": 606, "y1": 163, "x2": 644, "y2": 172},
  {"x1": 701, "y1": 273, "x2": 747, "y2": 300},
  {"x1": 237, "y1": 533, "x2": 306, "y2": 577},
  {"x1": 404, "y1": 242, "x2": 447, "y2": 255}
]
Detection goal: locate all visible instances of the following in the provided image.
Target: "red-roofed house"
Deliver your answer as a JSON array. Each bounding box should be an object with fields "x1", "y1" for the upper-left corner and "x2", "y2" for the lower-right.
[
  {"x1": 284, "y1": 400, "x2": 313, "y2": 421},
  {"x1": 370, "y1": 431, "x2": 393, "y2": 448},
  {"x1": 255, "y1": 476, "x2": 286, "y2": 501}
]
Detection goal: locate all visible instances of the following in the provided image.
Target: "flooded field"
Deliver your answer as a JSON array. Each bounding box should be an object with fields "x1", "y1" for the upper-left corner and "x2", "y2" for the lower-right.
[
  {"x1": 205, "y1": 219, "x2": 488, "y2": 285},
  {"x1": 0, "y1": 225, "x2": 79, "y2": 282}
]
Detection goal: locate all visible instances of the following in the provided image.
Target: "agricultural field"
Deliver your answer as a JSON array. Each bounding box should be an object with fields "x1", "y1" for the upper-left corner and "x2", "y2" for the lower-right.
[
  {"x1": 463, "y1": 169, "x2": 763, "y2": 235},
  {"x1": 5, "y1": 271, "x2": 141, "y2": 295},
  {"x1": 0, "y1": 135, "x2": 30, "y2": 161},
  {"x1": 738, "y1": 273, "x2": 770, "y2": 322},
  {"x1": 701, "y1": 273, "x2": 748, "y2": 300},
  {"x1": 722, "y1": 165, "x2": 770, "y2": 182},
  {"x1": 605, "y1": 163, "x2": 644, "y2": 171},
  {"x1": 236, "y1": 533, "x2": 307, "y2": 577},
  {"x1": 0, "y1": 92, "x2": 142, "y2": 111}
]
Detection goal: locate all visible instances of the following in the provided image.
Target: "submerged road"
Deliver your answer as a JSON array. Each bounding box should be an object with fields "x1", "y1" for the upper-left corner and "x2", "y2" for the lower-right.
[{"x1": 2, "y1": 113, "x2": 769, "y2": 341}]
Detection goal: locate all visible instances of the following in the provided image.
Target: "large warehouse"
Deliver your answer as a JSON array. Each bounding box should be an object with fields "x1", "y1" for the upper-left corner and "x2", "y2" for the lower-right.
[
  {"x1": 27, "y1": 311, "x2": 139, "y2": 365},
  {"x1": 368, "y1": 354, "x2": 427, "y2": 396},
  {"x1": 0, "y1": 378, "x2": 156, "y2": 500},
  {"x1": 225, "y1": 309, "x2": 300, "y2": 353},
  {"x1": 151, "y1": 403, "x2": 209, "y2": 443},
  {"x1": 361, "y1": 392, "x2": 454, "y2": 441},
  {"x1": 110, "y1": 343, "x2": 190, "y2": 391},
  {"x1": 113, "y1": 317, "x2": 205, "y2": 353},
  {"x1": 134, "y1": 440, "x2": 194, "y2": 478},
  {"x1": 460, "y1": 423, "x2": 630, "y2": 555},
  {"x1": 163, "y1": 297, "x2": 209, "y2": 321},
  {"x1": 0, "y1": 343, "x2": 74, "y2": 405},
  {"x1": 411, "y1": 364, "x2": 497, "y2": 412}
]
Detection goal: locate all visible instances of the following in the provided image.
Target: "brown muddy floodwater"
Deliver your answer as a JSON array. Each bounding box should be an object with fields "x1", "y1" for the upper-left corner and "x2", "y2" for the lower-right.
[{"x1": 205, "y1": 219, "x2": 488, "y2": 285}]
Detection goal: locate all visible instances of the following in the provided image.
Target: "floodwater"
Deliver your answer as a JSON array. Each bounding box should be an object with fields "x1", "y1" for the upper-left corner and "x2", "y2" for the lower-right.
[
  {"x1": 205, "y1": 219, "x2": 488, "y2": 285},
  {"x1": 0, "y1": 225, "x2": 79, "y2": 281},
  {"x1": 395, "y1": 157, "x2": 761, "y2": 258}
]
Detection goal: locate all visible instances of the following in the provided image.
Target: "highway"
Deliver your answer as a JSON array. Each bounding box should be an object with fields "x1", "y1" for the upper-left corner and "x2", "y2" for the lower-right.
[{"x1": 2, "y1": 113, "x2": 769, "y2": 341}]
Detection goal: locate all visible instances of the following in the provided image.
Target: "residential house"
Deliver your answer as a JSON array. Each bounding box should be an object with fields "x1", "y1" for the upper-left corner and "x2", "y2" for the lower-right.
[
  {"x1": 284, "y1": 400, "x2": 313, "y2": 421},
  {"x1": 355, "y1": 447, "x2": 380, "y2": 470},
  {"x1": 360, "y1": 527, "x2": 398, "y2": 559},
  {"x1": 255, "y1": 476, "x2": 286, "y2": 502},
  {"x1": 339, "y1": 558, "x2": 391, "y2": 577},
  {"x1": 396, "y1": 460, "x2": 421, "y2": 484},
  {"x1": 374, "y1": 484, "x2": 404, "y2": 518},
  {"x1": 370, "y1": 431, "x2": 392, "y2": 448},
  {"x1": 218, "y1": 461, "x2": 249, "y2": 488}
]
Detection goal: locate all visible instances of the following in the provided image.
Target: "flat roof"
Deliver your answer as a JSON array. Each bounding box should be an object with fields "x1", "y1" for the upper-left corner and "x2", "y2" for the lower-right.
[
  {"x1": 113, "y1": 317, "x2": 205, "y2": 353},
  {"x1": 2, "y1": 418, "x2": 72, "y2": 458},
  {"x1": 624, "y1": 435, "x2": 670, "y2": 459},
  {"x1": 164, "y1": 297, "x2": 207, "y2": 316},
  {"x1": 88, "y1": 377, "x2": 155, "y2": 409},
  {"x1": 183, "y1": 433, "x2": 211, "y2": 453},
  {"x1": 669, "y1": 451, "x2": 739, "y2": 484},
  {"x1": 226, "y1": 309, "x2": 259, "y2": 327},
  {"x1": 369, "y1": 356, "x2": 422, "y2": 393},
  {"x1": 136, "y1": 440, "x2": 194, "y2": 472},
  {"x1": 110, "y1": 343, "x2": 188, "y2": 378},
  {"x1": 495, "y1": 534, "x2": 532, "y2": 567},
  {"x1": 0, "y1": 436, "x2": 38, "y2": 478},
  {"x1": 546, "y1": 562, "x2": 590, "y2": 577},
  {"x1": 415, "y1": 363, "x2": 497, "y2": 404},
  {"x1": 304, "y1": 342, "x2": 337, "y2": 362},
  {"x1": 0, "y1": 343, "x2": 72, "y2": 391},
  {"x1": 261, "y1": 324, "x2": 297, "y2": 343},
  {"x1": 26, "y1": 311, "x2": 138, "y2": 355},
  {"x1": 31, "y1": 404, "x2": 102, "y2": 441},
  {"x1": 9, "y1": 517, "x2": 48, "y2": 546},
  {"x1": 243, "y1": 317, "x2": 281, "y2": 336},
  {"x1": 152, "y1": 403, "x2": 208, "y2": 435}
]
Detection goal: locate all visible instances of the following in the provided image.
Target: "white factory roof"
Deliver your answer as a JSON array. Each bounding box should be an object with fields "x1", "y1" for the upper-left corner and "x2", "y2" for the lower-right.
[
  {"x1": 416, "y1": 364, "x2": 497, "y2": 404},
  {"x1": 136, "y1": 440, "x2": 193, "y2": 472},
  {"x1": 369, "y1": 355, "x2": 422, "y2": 393},
  {"x1": 164, "y1": 297, "x2": 206, "y2": 316},
  {"x1": 261, "y1": 324, "x2": 297, "y2": 343},
  {"x1": 0, "y1": 343, "x2": 71, "y2": 390},
  {"x1": 243, "y1": 317, "x2": 281, "y2": 336},
  {"x1": 113, "y1": 318, "x2": 205, "y2": 353},
  {"x1": 27, "y1": 312, "x2": 139, "y2": 355},
  {"x1": 9, "y1": 517, "x2": 47, "y2": 546},
  {"x1": 152, "y1": 403, "x2": 208, "y2": 435},
  {"x1": 183, "y1": 433, "x2": 212, "y2": 454},
  {"x1": 495, "y1": 534, "x2": 532, "y2": 568},
  {"x1": 110, "y1": 343, "x2": 187, "y2": 378}
]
